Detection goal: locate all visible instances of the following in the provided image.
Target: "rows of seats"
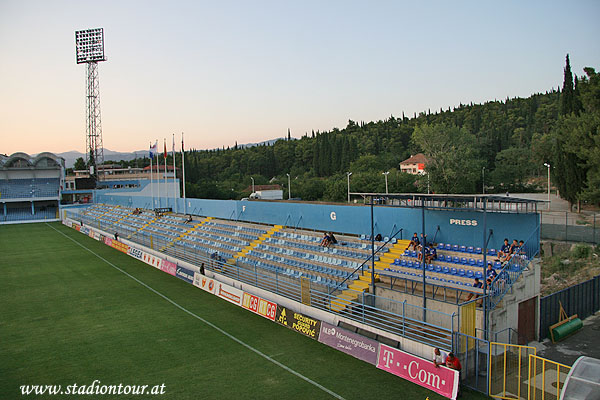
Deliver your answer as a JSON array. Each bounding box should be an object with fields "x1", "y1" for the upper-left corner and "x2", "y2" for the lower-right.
[
  {"x1": 2, "y1": 206, "x2": 57, "y2": 222},
  {"x1": 77, "y1": 204, "x2": 378, "y2": 292},
  {"x1": 383, "y1": 265, "x2": 477, "y2": 288},
  {"x1": 236, "y1": 256, "x2": 349, "y2": 290},
  {"x1": 0, "y1": 178, "x2": 60, "y2": 199}
]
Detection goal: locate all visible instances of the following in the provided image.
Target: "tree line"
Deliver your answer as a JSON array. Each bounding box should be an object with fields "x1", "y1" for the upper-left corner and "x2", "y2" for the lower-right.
[{"x1": 87, "y1": 56, "x2": 599, "y2": 207}]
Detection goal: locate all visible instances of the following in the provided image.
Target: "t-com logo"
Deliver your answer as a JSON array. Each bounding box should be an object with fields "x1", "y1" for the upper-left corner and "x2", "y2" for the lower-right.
[{"x1": 449, "y1": 219, "x2": 478, "y2": 226}]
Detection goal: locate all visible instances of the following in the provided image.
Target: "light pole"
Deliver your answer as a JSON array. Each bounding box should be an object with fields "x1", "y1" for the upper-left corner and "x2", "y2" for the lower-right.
[
  {"x1": 544, "y1": 163, "x2": 551, "y2": 210},
  {"x1": 382, "y1": 171, "x2": 389, "y2": 194},
  {"x1": 347, "y1": 172, "x2": 352, "y2": 203},
  {"x1": 286, "y1": 173, "x2": 291, "y2": 200},
  {"x1": 250, "y1": 177, "x2": 255, "y2": 193},
  {"x1": 482, "y1": 167, "x2": 485, "y2": 194}
]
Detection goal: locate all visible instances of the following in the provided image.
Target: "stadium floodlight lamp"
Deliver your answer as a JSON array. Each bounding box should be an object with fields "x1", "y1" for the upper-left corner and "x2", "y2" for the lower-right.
[{"x1": 75, "y1": 28, "x2": 106, "y2": 64}]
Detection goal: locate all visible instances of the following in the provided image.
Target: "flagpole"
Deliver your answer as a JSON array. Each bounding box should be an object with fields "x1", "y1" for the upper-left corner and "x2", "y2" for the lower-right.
[
  {"x1": 164, "y1": 138, "x2": 167, "y2": 210},
  {"x1": 150, "y1": 142, "x2": 154, "y2": 210},
  {"x1": 182, "y1": 132, "x2": 186, "y2": 215},
  {"x1": 172, "y1": 133, "x2": 176, "y2": 213}
]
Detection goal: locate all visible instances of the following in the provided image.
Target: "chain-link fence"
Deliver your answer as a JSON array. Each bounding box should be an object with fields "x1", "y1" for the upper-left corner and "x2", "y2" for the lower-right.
[{"x1": 541, "y1": 212, "x2": 599, "y2": 244}]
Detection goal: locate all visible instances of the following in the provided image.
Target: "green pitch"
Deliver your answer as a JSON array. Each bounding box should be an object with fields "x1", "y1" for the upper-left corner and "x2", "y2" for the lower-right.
[{"x1": 0, "y1": 222, "x2": 487, "y2": 399}]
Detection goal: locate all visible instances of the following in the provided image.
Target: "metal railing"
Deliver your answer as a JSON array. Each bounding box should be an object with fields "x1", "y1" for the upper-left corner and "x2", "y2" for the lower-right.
[
  {"x1": 488, "y1": 224, "x2": 540, "y2": 309},
  {"x1": 68, "y1": 208, "x2": 456, "y2": 349}
]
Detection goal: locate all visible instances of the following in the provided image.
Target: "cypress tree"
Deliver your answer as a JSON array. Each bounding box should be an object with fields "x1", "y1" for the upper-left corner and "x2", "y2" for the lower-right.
[{"x1": 560, "y1": 54, "x2": 574, "y2": 115}]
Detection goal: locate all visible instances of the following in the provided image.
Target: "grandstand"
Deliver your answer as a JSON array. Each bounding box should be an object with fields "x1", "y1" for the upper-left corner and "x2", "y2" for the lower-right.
[
  {"x1": 59, "y1": 190, "x2": 541, "y2": 395},
  {"x1": 0, "y1": 152, "x2": 63, "y2": 223}
]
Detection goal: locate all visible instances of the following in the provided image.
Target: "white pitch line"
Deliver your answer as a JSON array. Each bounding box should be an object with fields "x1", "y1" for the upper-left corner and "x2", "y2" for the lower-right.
[{"x1": 47, "y1": 223, "x2": 345, "y2": 400}]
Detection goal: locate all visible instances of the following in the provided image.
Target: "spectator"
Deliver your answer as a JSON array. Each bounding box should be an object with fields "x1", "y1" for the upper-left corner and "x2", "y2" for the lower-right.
[
  {"x1": 497, "y1": 238, "x2": 511, "y2": 260},
  {"x1": 375, "y1": 233, "x2": 383, "y2": 242},
  {"x1": 445, "y1": 353, "x2": 462, "y2": 395},
  {"x1": 517, "y1": 240, "x2": 525, "y2": 255},
  {"x1": 425, "y1": 244, "x2": 437, "y2": 264},
  {"x1": 329, "y1": 232, "x2": 338, "y2": 245},
  {"x1": 200, "y1": 262, "x2": 205, "y2": 276},
  {"x1": 320, "y1": 232, "x2": 331, "y2": 247},
  {"x1": 418, "y1": 244, "x2": 429, "y2": 262},
  {"x1": 433, "y1": 348, "x2": 448, "y2": 368},
  {"x1": 185, "y1": 214, "x2": 193, "y2": 224},
  {"x1": 486, "y1": 263, "x2": 497, "y2": 280},
  {"x1": 408, "y1": 232, "x2": 419, "y2": 250},
  {"x1": 114, "y1": 232, "x2": 119, "y2": 241},
  {"x1": 466, "y1": 277, "x2": 483, "y2": 301}
]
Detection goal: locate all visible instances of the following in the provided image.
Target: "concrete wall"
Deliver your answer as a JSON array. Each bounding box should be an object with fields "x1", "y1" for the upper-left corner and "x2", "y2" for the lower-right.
[{"x1": 94, "y1": 193, "x2": 540, "y2": 252}]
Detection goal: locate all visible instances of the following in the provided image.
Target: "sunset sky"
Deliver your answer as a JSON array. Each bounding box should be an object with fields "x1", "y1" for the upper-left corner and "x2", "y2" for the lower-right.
[{"x1": 1, "y1": 0, "x2": 599, "y2": 155}]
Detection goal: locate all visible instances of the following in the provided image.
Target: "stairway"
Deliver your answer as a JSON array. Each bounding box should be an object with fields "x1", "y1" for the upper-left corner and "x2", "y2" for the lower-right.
[
  {"x1": 331, "y1": 239, "x2": 411, "y2": 313},
  {"x1": 227, "y1": 225, "x2": 283, "y2": 264},
  {"x1": 159, "y1": 217, "x2": 211, "y2": 252}
]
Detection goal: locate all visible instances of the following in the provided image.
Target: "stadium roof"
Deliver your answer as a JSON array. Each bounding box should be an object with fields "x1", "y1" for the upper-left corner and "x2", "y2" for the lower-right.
[
  {"x1": 351, "y1": 192, "x2": 543, "y2": 213},
  {"x1": 0, "y1": 152, "x2": 64, "y2": 169}
]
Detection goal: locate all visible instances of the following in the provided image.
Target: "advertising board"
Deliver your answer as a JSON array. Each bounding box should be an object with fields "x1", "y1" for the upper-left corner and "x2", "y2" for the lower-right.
[
  {"x1": 160, "y1": 259, "x2": 177, "y2": 276},
  {"x1": 241, "y1": 293, "x2": 277, "y2": 321},
  {"x1": 377, "y1": 344, "x2": 458, "y2": 400},
  {"x1": 318, "y1": 322, "x2": 379, "y2": 365},
  {"x1": 176, "y1": 266, "x2": 194, "y2": 284},
  {"x1": 216, "y1": 282, "x2": 243, "y2": 306},
  {"x1": 275, "y1": 306, "x2": 320, "y2": 339},
  {"x1": 193, "y1": 273, "x2": 216, "y2": 294}
]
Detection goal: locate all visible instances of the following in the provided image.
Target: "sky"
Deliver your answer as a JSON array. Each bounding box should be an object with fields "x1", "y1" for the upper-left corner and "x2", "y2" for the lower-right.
[{"x1": 1, "y1": 0, "x2": 599, "y2": 156}]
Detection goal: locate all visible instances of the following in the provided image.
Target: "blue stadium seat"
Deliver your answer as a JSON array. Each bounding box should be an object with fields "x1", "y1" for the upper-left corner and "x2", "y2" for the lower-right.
[
  {"x1": 460, "y1": 245, "x2": 467, "y2": 252},
  {"x1": 438, "y1": 254, "x2": 445, "y2": 262},
  {"x1": 475, "y1": 271, "x2": 483, "y2": 279},
  {"x1": 450, "y1": 268, "x2": 457, "y2": 275},
  {"x1": 458, "y1": 268, "x2": 465, "y2": 277},
  {"x1": 494, "y1": 261, "x2": 502, "y2": 269},
  {"x1": 435, "y1": 265, "x2": 442, "y2": 273},
  {"x1": 460, "y1": 257, "x2": 468, "y2": 265},
  {"x1": 394, "y1": 258, "x2": 401, "y2": 265},
  {"x1": 452, "y1": 245, "x2": 459, "y2": 252},
  {"x1": 488, "y1": 248, "x2": 497, "y2": 256},
  {"x1": 477, "y1": 260, "x2": 484, "y2": 268},
  {"x1": 466, "y1": 270, "x2": 474, "y2": 278},
  {"x1": 445, "y1": 244, "x2": 452, "y2": 251},
  {"x1": 452, "y1": 256, "x2": 460, "y2": 264},
  {"x1": 400, "y1": 259, "x2": 407, "y2": 267},
  {"x1": 468, "y1": 258, "x2": 476, "y2": 266},
  {"x1": 410, "y1": 251, "x2": 417, "y2": 258},
  {"x1": 475, "y1": 247, "x2": 482, "y2": 254},
  {"x1": 467, "y1": 246, "x2": 474, "y2": 253},
  {"x1": 437, "y1": 243, "x2": 445, "y2": 249}
]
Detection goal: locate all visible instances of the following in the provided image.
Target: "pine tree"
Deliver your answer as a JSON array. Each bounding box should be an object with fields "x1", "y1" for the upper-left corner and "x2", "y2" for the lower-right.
[{"x1": 287, "y1": 128, "x2": 291, "y2": 141}]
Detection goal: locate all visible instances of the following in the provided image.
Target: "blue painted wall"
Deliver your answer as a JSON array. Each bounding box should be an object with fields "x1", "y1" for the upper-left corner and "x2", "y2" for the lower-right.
[{"x1": 95, "y1": 193, "x2": 540, "y2": 253}]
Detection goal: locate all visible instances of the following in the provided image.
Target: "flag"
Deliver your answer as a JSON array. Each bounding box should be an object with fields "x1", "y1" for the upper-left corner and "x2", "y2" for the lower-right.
[
  {"x1": 149, "y1": 141, "x2": 157, "y2": 159},
  {"x1": 163, "y1": 139, "x2": 167, "y2": 159}
]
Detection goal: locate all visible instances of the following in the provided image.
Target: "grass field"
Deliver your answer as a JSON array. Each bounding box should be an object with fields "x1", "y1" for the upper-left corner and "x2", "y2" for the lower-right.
[{"x1": 0, "y1": 222, "x2": 488, "y2": 399}]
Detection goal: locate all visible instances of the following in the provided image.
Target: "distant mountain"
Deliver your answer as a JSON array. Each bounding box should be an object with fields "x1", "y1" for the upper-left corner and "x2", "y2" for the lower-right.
[
  {"x1": 52, "y1": 149, "x2": 147, "y2": 168},
  {"x1": 54, "y1": 138, "x2": 291, "y2": 167}
]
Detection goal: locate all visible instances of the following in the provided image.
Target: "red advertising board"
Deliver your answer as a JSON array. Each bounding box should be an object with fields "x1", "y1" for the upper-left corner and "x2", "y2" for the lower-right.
[
  {"x1": 160, "y1": 259, "x2": 177, "y2": 276},
  {"x1": 377, "y1": 344, "x2": 458, "y2": 400},
  {"x1": 241, "y1": 292, "x2": 277, "y2": 321}
]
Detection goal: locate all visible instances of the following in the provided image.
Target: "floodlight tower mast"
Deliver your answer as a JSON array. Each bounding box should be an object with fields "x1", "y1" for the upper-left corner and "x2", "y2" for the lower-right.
[{"x1": 75, "y1": 28, "x2": 106, "y2": 181}]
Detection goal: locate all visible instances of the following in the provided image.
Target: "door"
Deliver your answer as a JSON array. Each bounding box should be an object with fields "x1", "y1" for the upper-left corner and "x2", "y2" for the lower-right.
[{"x1": 518, "y1": 297, "x2": 536, "y2": 344}]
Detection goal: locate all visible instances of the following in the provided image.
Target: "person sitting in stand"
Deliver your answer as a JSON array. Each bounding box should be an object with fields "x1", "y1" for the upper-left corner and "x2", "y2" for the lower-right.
[
  {"x1": 320, "y1": 232, "x2": 331, "y2": 247},
  {"x1": 425, "y1": 244, "x2": 437, "y2": 264},
  {"x1": 418, "y1": 244, "x2": 430, "y2": 262},
  {"x1": 497, "y1": 238, "x2": 511, "y2": 260},
  {"x1": 375, "y1": 233, "x2": 383, "y2": 242},
  {"x1": 329, "y1": 232, "x2": 338, "y2": 245},
  {"x1": 185, "y1": 214, "x2": 193, "y2": 224},
  {"x1": 517, "y1": 240, "x2": 525, "y2": 256},
  {"x1": 486, "y1": 263, "x2": 498, "y2": 281},
  {"x1": 433, "y1": 348, "x2": 448, "y2": 368},
  {"x1": 408, "y1": 232, "x2": 419, "y2": 250},
  {"x1": 466, "y1": 277, "x2": 483, "y2": 301}
]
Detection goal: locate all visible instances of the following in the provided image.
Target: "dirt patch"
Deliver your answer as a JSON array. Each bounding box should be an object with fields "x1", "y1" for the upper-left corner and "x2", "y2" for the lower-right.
[{"x1": 540, "y1": 242, "x2": 600, "y2": 296}]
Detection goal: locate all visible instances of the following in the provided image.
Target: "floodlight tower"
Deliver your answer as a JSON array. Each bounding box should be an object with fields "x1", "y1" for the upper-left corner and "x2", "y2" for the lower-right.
[{"x1": 75, "y1": 28, "x2": 106, "y2": 181}]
